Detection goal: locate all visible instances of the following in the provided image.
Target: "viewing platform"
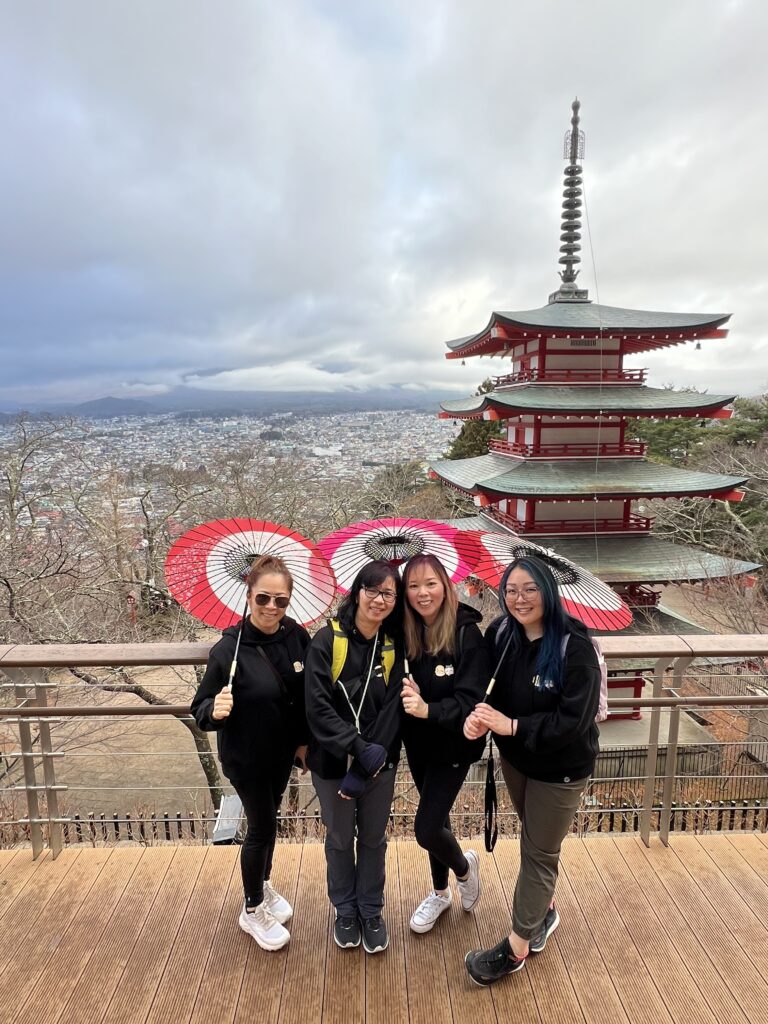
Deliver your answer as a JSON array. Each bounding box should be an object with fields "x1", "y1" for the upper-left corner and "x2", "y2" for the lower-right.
[{"x1": 2, "y1": 835, "x2": 768, "y2": 1024}]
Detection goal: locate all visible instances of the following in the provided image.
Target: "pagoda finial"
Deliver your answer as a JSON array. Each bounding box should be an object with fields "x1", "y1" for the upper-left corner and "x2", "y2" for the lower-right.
[{"x1": 549, "y1": 97, "x2": 590, "y2": 304}]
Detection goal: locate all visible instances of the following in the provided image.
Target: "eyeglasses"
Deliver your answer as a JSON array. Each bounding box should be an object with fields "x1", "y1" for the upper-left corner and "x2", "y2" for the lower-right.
[
  {"x1": 362, "y1": 586, "x2": 397, "y2": 604},
  {"x1": 504, "y1": 586, "x2": 540, "y2": 600},
  {"x1": 252, "y1": 593, "x2": 291, "y2": 608}
]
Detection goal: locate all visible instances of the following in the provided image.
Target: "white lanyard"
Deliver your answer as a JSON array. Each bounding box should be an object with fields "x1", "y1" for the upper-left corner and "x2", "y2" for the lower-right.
[{"x1": 337, "y1": 629, "x2": 379, "y2": 734}]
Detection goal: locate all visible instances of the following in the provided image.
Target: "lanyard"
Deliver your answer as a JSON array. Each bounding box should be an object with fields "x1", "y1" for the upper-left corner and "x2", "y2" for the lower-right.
[{"x1": 337, "y1": 629, "x2": 379, "y2": 734}]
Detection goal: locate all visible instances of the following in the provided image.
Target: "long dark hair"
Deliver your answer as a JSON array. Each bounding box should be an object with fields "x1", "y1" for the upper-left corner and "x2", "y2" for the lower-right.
[
  {"x1": 495, "y1": 555, "x2": 577, "y2": 692},
  {"x1": 336, "y1": 559, "x2": 403, "y2": 637}
]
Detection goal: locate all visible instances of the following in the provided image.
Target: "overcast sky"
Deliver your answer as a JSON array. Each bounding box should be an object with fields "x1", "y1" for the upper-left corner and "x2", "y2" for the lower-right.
[{"x1": 1, "y1": 0, "x2": 767, "y2": 408}]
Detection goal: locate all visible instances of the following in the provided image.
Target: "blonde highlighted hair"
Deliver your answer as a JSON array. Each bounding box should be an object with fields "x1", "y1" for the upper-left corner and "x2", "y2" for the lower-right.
[
  {"x1": 245, "y1": 554, "x2": 293, "y2": 594},
  {"x1": 402, "y1": 554, "x2": 458, "y2": 660}
]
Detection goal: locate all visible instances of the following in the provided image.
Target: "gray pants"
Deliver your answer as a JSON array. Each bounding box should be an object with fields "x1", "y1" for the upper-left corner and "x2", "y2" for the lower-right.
[
  {"x1": 312, "y1": 769, "x2": 396, "y2": 918},
  {"x1": 500, "y1": 757, "x2": 587, "y2": 940}
]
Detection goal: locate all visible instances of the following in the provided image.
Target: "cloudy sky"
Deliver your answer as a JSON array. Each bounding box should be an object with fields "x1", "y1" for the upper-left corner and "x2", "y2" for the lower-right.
[{"x1": 1, "y1": 0, "x2": 767, "y2": 408}]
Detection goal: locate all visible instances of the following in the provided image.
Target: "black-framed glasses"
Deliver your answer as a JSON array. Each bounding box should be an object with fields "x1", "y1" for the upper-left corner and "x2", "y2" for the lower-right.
[
  {"x1": 252, "y1": 593, "x2": 291, "y2": 608},
  {"x1": 362, "y1": 586, "x2": 397, "y2": 604},
  {"x1": 504, "y1": 586, "x2": 540, "y2": 600}
]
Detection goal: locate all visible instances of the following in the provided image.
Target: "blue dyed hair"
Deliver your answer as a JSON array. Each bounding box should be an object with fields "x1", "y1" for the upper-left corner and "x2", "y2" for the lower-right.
[{"x1": 494, "y1": 555, "x2": 575, "y2": 692}]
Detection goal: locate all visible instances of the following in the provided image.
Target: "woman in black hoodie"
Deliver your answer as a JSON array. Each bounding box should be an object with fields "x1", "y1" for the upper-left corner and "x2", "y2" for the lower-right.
[
  {"x1": 400, "y1": 553, "x2": 489, "y2": 935},
  {"x1": 462, "y1": 554, "x2": 601, "y2": 987},
  {"x1": 305, "y1": 559, "x2": 404, "y2": 956},
  {"x1": 191, "y1": 554, "x2": 310, "y2": 952}
]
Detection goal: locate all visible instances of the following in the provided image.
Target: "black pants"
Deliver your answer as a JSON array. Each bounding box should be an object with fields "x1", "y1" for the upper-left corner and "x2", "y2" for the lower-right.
[
  {"x1": 232, "y1": 754, "x2": 294, "y2": 905},
  {"x1": 407, "y1": 748, "x2": 471, "y2": 891}
]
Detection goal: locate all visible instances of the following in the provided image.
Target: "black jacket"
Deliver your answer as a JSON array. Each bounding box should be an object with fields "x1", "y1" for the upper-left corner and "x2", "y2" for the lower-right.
[
  {"x1": 403, "y1": 603, "x2": 489, "y2": 766},
  {"x1": 485, "y1": 617, "x2": 601, "y2": 783},
  {"x1": 191, "y1": 616, "x2": 310, "y2": 785},
  {"x1": 304, "y1": 621, "x2": 404, "y2": 780}
]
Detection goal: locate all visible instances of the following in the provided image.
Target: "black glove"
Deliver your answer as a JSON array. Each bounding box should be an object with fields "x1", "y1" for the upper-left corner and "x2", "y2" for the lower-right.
[
  {"x1": 357, "y1": 742, "x2": 387, "y2": 777},
  {"x1": 338, "y1": 764, "x2": 367, "y2": 799}
]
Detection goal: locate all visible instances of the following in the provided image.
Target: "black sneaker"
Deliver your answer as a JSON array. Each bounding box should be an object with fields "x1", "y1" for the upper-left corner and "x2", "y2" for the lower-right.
[
  {"x1": 360, "y1": 915, "x2": 389, "y2": 953},
  {"x1": 464, "y1": 937, "x2": 526, "y2": 986},
  {"x1": 529, "y1": 906, "x2": 560, "y2": 954},
  {"x1": 334, "y1": 913, "x2": 361, "y2": 949}
]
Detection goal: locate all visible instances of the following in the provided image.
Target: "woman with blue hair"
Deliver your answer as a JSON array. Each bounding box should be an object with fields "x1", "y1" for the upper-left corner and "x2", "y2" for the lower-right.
[{"x1": 462, "y1": 554, "x2": 601, "y2": 986}]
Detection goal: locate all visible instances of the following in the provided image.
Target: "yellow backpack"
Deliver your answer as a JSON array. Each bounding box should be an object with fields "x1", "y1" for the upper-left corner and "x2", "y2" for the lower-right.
[{"x1": 329, "y1": 618, "x2": 395, "y2": 685}]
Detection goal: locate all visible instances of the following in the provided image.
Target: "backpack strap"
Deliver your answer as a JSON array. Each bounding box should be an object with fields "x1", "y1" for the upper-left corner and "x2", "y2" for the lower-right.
[{"x1": 330, "y1": 618, "x2": 395, "y2": 685}]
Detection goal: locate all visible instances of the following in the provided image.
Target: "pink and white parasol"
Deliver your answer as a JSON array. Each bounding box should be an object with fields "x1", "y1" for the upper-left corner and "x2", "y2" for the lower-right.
[
  {"x1": 456, "y1": 531, "x2": 632, "y2": 631},
  {"x1": 317, "y1": 517, "x2": 480, "y2": 593},
  {"x1": 164, "y1": 518, "x2": 337, "y2": 629}
]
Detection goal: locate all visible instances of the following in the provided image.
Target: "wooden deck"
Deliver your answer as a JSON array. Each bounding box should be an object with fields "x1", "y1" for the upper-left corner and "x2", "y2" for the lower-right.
[{"x1": 1, "y1": 834, "x2": 767, "y2": 1024}]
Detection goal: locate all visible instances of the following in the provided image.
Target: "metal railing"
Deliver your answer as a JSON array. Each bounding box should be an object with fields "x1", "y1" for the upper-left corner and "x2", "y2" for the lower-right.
[{"x1": 1, "y1": 636, "x2": 767, "y2": 857}]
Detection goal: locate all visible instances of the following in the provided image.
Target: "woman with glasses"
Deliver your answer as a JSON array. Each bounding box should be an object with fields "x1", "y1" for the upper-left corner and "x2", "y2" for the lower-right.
[
  {"x1": 305, "y1": 560, "x2": 403, "y2": 955},
  {"x1": 192, "y1": 554, "x2": 310, "y2": 952},
  {"x1": 462, "y1": 555, "x2": 601, "y2": 986},
  {"x1": 400, "y1": 553, "x2": 489, "y2": 934}
]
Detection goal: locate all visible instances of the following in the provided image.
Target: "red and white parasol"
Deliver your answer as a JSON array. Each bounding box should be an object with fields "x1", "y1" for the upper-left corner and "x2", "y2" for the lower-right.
[
  {"x1": 317, "y1": 517, "x2": 479, "y2": 593},
  {"x1": 457, "y1": 531, "x2": 632, "y2": 631},
  {"x1": 164, "y1": 518, "x2": 337, "y2": 629}
]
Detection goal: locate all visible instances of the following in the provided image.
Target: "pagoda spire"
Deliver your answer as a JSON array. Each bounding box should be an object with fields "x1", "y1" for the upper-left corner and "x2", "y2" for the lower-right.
[{"x1": 549, "y1": 98, "x2": 590, "y2": 304}]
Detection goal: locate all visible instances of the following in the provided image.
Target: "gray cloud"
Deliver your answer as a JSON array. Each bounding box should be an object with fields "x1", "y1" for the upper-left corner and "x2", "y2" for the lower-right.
[{"x1": 1, "y1": 0, "x2": 766, "y2": 407}]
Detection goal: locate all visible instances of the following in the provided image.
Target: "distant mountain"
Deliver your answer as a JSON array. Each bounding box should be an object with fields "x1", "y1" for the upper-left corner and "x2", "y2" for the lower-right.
[{"x1": 0, "y1": 385, "x2": 462, "y2": 419}]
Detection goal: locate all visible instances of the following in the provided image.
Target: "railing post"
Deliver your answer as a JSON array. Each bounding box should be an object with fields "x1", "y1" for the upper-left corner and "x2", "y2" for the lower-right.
[
  {"x1": 33, "y1": 672, "x2": 65, "y2": 858},
  {"x1": 5, "y1": 669, "x2": 44, "y2": 859},
  {"x1": 659, "y1": 706, "x2": 681, "y2": 846},
  {"x1": 640, "y1": 656, "x2": 676, "y2": 846}
]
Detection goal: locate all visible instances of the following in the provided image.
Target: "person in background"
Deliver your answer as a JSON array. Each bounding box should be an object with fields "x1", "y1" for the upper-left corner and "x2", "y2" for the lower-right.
[
  {"x1": 305, "y1": 560, "x2": 403, "y2": 955},
  {"x1": 191, "y1": 554, "x2": 310, "y2": 952},
  {"x1": 463, "y1": 554, "x2": 601, "y2": 986},
  {"x1": 400, "y1": 553, "x2": 489, "y2": 933}
]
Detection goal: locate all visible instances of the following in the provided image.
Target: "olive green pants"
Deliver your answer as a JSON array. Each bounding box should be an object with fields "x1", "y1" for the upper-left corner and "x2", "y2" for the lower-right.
[{"x1": 500, "y1": 756, "x2": 587, "y2": 940}]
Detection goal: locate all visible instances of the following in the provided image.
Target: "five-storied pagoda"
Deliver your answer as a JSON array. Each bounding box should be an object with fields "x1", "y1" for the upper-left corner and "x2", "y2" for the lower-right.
[{"x1": 431, "y1": 100, "x2": 758, "y2": 618}]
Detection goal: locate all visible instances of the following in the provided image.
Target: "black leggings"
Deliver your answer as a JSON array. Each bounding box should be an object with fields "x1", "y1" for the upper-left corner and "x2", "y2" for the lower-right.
[
  {"x1": 232, "y1": 755, "x2": 293, "y2": 905},
  {"x1": 407, "y1": 751, "x2": 471, "y2": 891}
]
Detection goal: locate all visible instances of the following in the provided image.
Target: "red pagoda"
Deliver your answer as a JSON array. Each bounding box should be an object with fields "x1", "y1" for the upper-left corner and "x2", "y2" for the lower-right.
[{"x1": 432, "y1": 100, "x2": 757, "y2": 618}]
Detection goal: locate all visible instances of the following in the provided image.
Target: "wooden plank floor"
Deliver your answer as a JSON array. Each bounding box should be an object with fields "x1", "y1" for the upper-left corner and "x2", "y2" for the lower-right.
[{"x1": 1, "y1": 835, "x2": 767, "y2": 1024}]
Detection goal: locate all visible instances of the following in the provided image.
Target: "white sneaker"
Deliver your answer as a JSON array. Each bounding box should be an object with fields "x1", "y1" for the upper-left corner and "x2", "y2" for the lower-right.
[
  {"x1": 410, "y1": 890, "x2": 453, "y2": 934},
  {"x1": 263, "y1": 880, "x2": 293, "y2": 924},
  {"x1": 239, "y1": 902, "x2": 290, "y2": 951},
  {"x1": 457, "y1": 849, "x2": 481, "y2": 911}
]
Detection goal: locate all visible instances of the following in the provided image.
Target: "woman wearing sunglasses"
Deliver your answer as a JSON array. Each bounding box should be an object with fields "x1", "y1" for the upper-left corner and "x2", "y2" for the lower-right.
[
  {"x1": 192, "y1": 554, "x2": 310, "y2": 952},
  {"x1": 462, "y1": 554, "x2": 601, "y2": 986},
  {"x1": 305, "y1": 560, "x2": 404, "y2": 955},
  {"x1": 400, "y1": 553, "x2": 489, "y2": 934}
]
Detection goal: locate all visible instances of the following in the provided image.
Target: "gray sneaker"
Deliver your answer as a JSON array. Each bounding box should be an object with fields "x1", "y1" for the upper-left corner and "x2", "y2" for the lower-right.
[{"x1": 457, "y1": 849, "x2": 481, "y2": 911}]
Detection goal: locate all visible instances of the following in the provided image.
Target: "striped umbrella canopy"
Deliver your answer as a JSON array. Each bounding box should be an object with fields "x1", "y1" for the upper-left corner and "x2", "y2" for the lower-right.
[
  {"x1": 456, "y1": 530, "x2": 632, "y2": 631},
  {"x1": 164, "y1": 518, "x2": 337, "y2": 628},
  {"x1": 317, "y1": 517, "x2": 480, "y2": 593}
]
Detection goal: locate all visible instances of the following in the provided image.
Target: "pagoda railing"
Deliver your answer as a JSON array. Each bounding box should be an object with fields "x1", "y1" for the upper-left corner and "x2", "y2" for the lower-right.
[
  {"x1": 483, "y1": 506, "x2": 653, "y2": 535},
  {"x1": 493, "y1": 367, "x2": 647, "y2": 388},
  {"x1": 488, "y1": 438, "x2": 648, "y2": 459},
  {"x1": 623, "y1": 585, "x2": 663, "y2": 608}
]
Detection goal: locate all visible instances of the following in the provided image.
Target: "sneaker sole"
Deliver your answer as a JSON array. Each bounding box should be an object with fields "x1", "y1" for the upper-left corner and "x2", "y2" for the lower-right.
[
  {"x1": 529, "y1": 911, "x2": 560, "y2": 954},
  {"x1": 238, "y1": 916, "x2": 290, "y2": 951}
]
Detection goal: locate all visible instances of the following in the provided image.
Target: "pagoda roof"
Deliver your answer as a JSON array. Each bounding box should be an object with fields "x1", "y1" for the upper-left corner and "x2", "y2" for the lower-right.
[
  {"x1": 446, "y1": 305, "x2": 730, "y2": 358},
  {"x1": 516, "y1": 534, "x2": 760, "y2": 584},
  {"x1": 440, "y1": 385, "x2": 735, "y2": 419},
  {"x1": 430, "y1": 453, "x2": 747, "y2": 500}
]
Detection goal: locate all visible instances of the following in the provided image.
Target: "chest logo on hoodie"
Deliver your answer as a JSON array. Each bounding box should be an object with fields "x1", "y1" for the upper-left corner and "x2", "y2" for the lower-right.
[
  {"x1": 532, "y1": 674, "x2": 555, "y2": 691},
  {"x1": 434, "y1": 664, "x2": 454, "y2": 677},
  {"x1": 293, "y1": 661, "x2": 304, "y2": 672}
]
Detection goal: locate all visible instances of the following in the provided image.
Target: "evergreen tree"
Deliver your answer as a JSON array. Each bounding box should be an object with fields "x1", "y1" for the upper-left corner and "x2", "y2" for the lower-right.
[{"x1": 445, "y1": 379, "x2": 502, "y2": 460}]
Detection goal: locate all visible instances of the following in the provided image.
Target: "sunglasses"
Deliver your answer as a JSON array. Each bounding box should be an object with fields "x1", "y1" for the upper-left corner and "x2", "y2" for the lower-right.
[{"x1": 251, "y1": 593, "x2": 291, "y2": 608}]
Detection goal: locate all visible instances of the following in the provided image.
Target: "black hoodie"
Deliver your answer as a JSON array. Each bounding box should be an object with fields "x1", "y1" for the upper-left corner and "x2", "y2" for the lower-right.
[
  {"x1": 191, "y1": 616, "x2": 310, "y2": 784},
  {"x1": 484, "y1": 616, "x2": 600, "y2": 783},
  {"x1": 403, "y1": 603, "x2": 489, "y2": 766},
  {"x1": 304, "y1": 622, "x2": 405, "y2": 780}
]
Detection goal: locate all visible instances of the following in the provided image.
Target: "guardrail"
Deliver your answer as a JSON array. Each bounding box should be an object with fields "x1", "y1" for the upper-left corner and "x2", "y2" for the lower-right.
[{"x1": 2, "y1": 638, "x2": 767, "y2": 857}]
